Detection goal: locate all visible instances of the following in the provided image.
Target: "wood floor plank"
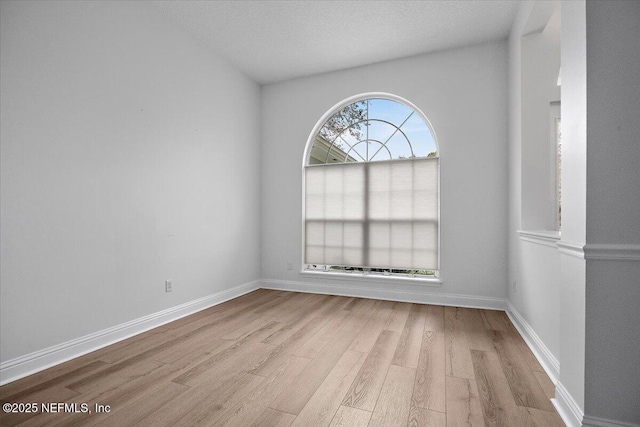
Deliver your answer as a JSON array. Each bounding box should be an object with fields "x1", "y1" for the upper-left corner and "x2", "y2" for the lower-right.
[
  {"x1": 291, "y1": 308, "x2": 352, "y2": 359},
  {"x1": 72, "y1": 310, "x2": 272, "y2": 390},
  {"x1": 339, "y1": 298, "x2": 378, "y2": 333},
  {"x1": 341, "y1": 330, "x2": 401, "y2": 412},
  {"x1": 290, "y1": 350, "x2": 366, "y2": 427},
  {"x1": 423, "y1": 305, "x2": 445, "y2": 332},
  {"x1": 270, "y1": 331, "x2": 357, "y2": 414},
  {"x1": 250, "y1": 293, "x2": 291, "y2": 314},
  {"x1": 97, "y1": 330, "x2": 181, "y2": 365},
  {"x1": 392, "y1": 303, "x2": 427, "y2": 368},
  {"x1": 520, "y1": 406, "x2": 565, "y2": 426},
  {"x1": 225, "y1": 291, "x2": 291, "y2": 313},
  {"x1": 480, "y1": 310, "x2": 513, "y2": 332},
  {"x1": 162, "y1": 289, "x2": 278, "y2": 334},
  {"x1": 384, "y1": 302, "x2": 412, "y2": 332},
  {"x1": 170, "y1": 306, "x2": 266, "y2": 338},
  {"x1": 250, "y1": 408, "x2": 297, "y2": 427},
  {"x1": 0, "y1": 360, "x2": 108, "y2": 403},
  {"x1": 214, "y1": 355, "x2": 311, "y2": 427},
  {"x1": 462, "y1": 308, "x2": 496, "y2": 352},
  {"x1": 0, "y1": 353, "x2": 92, "y2": 399},
  {"x1": 283, "y1": 313, "x2": 340, "y2": 356},
  {"x1": 150, "y1": 334, "x2": 237, "y2": 365},
  {"x1": 176, "y1": 340, "x2": 279, "y2": 388},
  {"x1": 95, "y1": 381, "x2": 190, "y2": 427},
  {"x1": 490, "y1": 330, "x2": 555, "y2": 411},
  {"x1": 249, "y1": 315, "x2": 341, "y2": 378},
  {"x1": 153, "y1": 338, "x2": 241, "y2": 383},
  {"x1": 369, "y1": 364, "x2": 416, "y2": 427},
  {"x1": 171, "y1": 321, "x2": 281, "y2": 386},
  {"x1": 0, "y1": 386, "x2": 78, "y2": 427},
  {"x1": 343, "y1": 298, "x2": 360, "y2": 311},
  {"x1": 25, "y1": 362, "x2": 176, "y2": 427},
  {"x1": 349, "y1": 300, "x2": 395, "y2": 353},
  {"x1": 284, "y1": 296, "x2": 354, "y2": 357},
  {"x1": 533, "y1": 370, "x2": 556, "y2": 400},
  {"x1": 268, "y1": 293, "x2": 325, "y2": 324},
  {"x1": 446, "y1": 375, "x2": 485, "y2": 427},
  {"x1": 471, "y1": 349, "x2": 533, "y2": 427},
  {"x1": 67, "y1": 350, "x2": 160, "y2": 390},
  {"x1": 223, "y1": 315, "x2": 285, "y2": 341},
  {"x1": 237, "y1": 290, "x2": 296, "y2": 314},
  {"x1": 407, "y1": 407, "x2": 447, "y2": 427},
  {"x1": 445, "y1": 306, "x2": 476, "y2": 380},
  {"x1": 471, "y1": 349, "x2": 511, "y2": 426},
  {"x1": 139, "y1": 373, "x2": 265, "y2": 427},
  {"x1": 502, "y1": 312, "x2": 520, "y2": 335},
  {"x1": 261, "y1": 295, "x2": 332, "y2": 342},
  {"x1": 412, "y1": 331, "x2": 445, "y2": 412},
  {"x1": 275, "y1": 296, "x2": 353, "y2": 355},
  {"x1": 328, "y1": 405, "x2": 371, "y2": 427},
  {"x1": 259, "y1": 296, "x2": 344, "y2": 350},
  {"x1": 507, "y1": 331, "x2": 547, "y2": 373},
  {"x1": 66, "y1": 358, "x2": 166, "y2": 394}
]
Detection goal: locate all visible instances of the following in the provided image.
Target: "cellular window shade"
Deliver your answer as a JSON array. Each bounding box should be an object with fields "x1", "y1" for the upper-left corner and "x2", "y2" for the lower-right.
[{"x1": 305, "y1": 158, "x2": 438, "y2": 270}]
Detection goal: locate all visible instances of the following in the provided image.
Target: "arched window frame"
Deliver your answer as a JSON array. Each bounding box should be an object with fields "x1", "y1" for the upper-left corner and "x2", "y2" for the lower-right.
[{"x1": 301, "y1": 92, "x2": 441, "y2": 282}]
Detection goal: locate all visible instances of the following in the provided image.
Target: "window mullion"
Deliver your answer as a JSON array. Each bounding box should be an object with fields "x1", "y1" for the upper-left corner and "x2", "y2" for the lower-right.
[{"x1": 363, "y1": 162, "x2": 370, "y2": 268}]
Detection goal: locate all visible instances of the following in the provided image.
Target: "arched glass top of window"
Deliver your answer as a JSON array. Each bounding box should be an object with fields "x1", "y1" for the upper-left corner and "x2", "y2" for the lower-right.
[{"x1": 307, "y1": 98, "x2": 438, "y2": 165}]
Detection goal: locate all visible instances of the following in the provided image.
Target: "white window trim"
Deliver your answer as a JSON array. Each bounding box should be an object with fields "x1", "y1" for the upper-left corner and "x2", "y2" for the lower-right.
[
  {"x1": 301, "y1": 92, "x2": 441, "y2": 278},
  {"x1": 300, "y1": 269, "x2": 443, "y2": 286}
]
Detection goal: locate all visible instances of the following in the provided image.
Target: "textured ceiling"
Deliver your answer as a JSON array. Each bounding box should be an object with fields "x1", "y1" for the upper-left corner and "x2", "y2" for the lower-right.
[{"x1": 151, "y1": 1, "x2": 521, "y2": 85}]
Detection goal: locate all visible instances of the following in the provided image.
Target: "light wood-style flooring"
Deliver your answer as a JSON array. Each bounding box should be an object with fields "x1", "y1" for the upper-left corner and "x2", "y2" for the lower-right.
[{"x1": 0, "y1": 289, "x2": 564, "y2": 426}]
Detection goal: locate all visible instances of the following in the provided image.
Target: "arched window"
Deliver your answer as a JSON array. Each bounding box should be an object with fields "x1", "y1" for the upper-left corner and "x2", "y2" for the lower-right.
[{"x1": 303, "y1": 94, "x2": 439, "y2": 278}]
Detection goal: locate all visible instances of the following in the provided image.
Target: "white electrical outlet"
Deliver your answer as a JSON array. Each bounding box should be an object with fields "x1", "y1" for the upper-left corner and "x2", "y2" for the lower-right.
[
  {"x1": 287, "y1": 262, "x2": 293, "y2": 270},
  {"x1": 165, "y1": 280, "x2": 173, "y2": 293}
]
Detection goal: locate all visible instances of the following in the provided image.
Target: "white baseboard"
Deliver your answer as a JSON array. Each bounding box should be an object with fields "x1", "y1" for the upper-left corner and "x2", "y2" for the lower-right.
[
  {"x1": 0, "y1": 280, "x2": 260, "y2": 386},
  {"x1": 552, "y1": 380, "x2": 584, "y2": 427},
  {"x1": 505, "y1": 301, "x2": 560, "y2": 383},
  {"x1": 260, "y1": 278, "x2": 507, "y2": 310},
  {"x1": 506, "y1": 302, "x2": 587, "y2": 427},
  {"x1": 582, "y1": 415, "x2": 640, "y2": 427}
]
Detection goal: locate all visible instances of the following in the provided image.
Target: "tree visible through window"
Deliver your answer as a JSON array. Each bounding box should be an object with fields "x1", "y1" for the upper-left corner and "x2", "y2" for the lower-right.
[{"x1": 304, "y1": 97, "x2": 439, "y2": 278}]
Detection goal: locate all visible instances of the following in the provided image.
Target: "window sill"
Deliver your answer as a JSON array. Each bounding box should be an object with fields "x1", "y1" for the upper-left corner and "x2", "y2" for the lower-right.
[
  {"x1": 299, "y1": 270, "x2": 443, "y2": 286},
  {"x1": 517, "y1": 229, "x2": 561, "y2": 248}
]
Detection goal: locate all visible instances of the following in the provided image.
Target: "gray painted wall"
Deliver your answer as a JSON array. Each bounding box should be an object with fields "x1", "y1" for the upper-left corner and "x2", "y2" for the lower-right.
[
  {"x1": 0, "y1": 1, "x2": 262, "y2": 362},
  {"x1": 584, "y1": 1, "x2": 640, "y2": 423},
  {"x1": 261, "y1": 41, "x2": 509, "y2": 300},
  {"x1": 521, "y1": 7, "x2": 561, "y2": 232}
]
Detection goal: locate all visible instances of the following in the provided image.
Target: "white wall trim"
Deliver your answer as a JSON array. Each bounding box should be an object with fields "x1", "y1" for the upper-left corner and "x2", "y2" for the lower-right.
[
  {"x1": 505, "y1": 301, "x2": 560, "y2": 382},
  {"x1": 582, "y1": 415, "x2": 640, "y2": 427},
  {"x1": 0, "y1": 280, "x2": 260, "y2": 386},
  {"x1": 261, "y1": 279, "x2": 507, "y2": 310},
  {"x1": 517, "y1": 229, "x2": 561, "y2": 248},
  {"x1": 552, "y1": 380, "x2": 584, "y2": 427},
  {"x1": 557, "y1": 240, "x2": 586, "y2": 258},
  {"x1": 583, "y1": 243, "x2": 640, "y2": 262}
]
